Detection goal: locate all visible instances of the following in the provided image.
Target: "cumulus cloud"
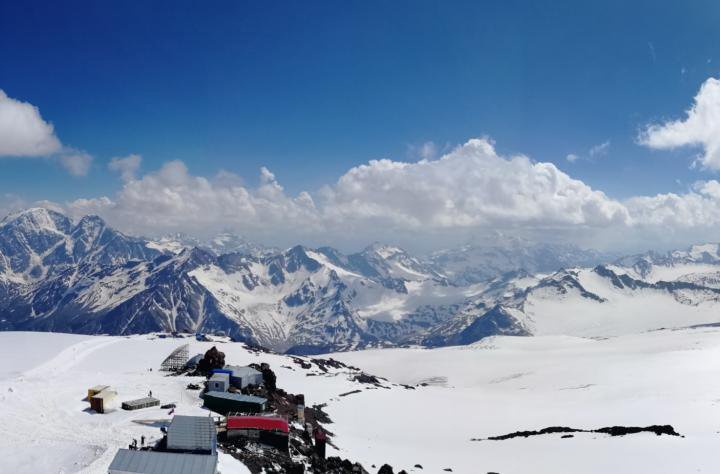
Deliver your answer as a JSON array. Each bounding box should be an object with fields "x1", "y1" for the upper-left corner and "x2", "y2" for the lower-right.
[
  {"x1": 66, "y1": 160, "x2": 321, "y2": 241},
  {"x1": 0, "y1": 90, "x2": 95, "y2": 177},
  {"x1": 58, "y1": 138, "x2": 636, "y2": 249},
  {"x1": 0, "y1": 90, "x2": 61, "y2": 157},
  {"x1": 12, "y1": 135, "x2": 720, "y2": 252},
  {"x1": 639, "y1": 77, "x2": 720, "y2": 170},
  {"x1": 626, "y1": 180, "x2": 720, "y2": 228},
  {"x1": 321, "y1": 138, "x2": 629, "y2": 232},
  {"x1": 108, "y1": 154, "x2": 142, "y2": 181}
]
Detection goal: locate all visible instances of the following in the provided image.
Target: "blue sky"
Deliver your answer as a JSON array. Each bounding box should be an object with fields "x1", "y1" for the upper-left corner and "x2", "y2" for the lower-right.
[{"x1": 2, "y1": 1, "x2": 720, "y2": 251}]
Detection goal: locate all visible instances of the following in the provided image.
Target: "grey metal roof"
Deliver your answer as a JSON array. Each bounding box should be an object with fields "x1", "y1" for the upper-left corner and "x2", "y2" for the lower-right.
[
  {"x1": 204, "y1": 391, "x2": 267, "y2": 404},
  {"x1": 108, "y1": 449, "x2": 217, "y2": 474},
  {"x1": 209, "y1": 372, "x2": 230, "y2": 382},
  {"x1": 167, "y1": 415, "x2": 216, "y2": 453},
  {"x1": 225, "y1": 365, "x2": 262, "y2": 377}
]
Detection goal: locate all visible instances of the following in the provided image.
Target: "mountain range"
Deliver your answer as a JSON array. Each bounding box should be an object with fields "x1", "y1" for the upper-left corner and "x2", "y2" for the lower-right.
[{"x1": 2, "y1": 208, "x2": 720, "y2": 354}]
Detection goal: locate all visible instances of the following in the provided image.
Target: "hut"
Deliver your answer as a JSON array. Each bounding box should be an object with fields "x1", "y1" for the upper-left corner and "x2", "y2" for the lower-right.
[
  {"x1": 225, "y1": 366, "x2": 263, "y2": 389},
  {"x1": 227, "y1": 415, "x2": 289, "y2": 451},
  {"x1": 108, "y1": 449, "x2": 217, "y2": 474},
  {"x1": 121, "y1": 397, "x2": 160, "y2": 411},
  {"x1": 202, "y1": 391, "x2": 266, "y2": 415},
  {"x1": 90, "y1": 389, "x2": 117, "y2": 414},
  {"x1": 207, "y1": 372, "x2": 230, "y2": 392},
  {"x1": 166, "y1": 415, "x2": 217, "y2": 455},
  {"x1": 87, "y1": 385, "x2": 109, "y2": 400}
]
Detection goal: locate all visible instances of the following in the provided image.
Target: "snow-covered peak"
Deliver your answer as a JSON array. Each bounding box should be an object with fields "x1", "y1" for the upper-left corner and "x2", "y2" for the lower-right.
[
  {"x1": 427, "y1": 241, "x2": 609, "y2": 285},
  {"x1": 206, "y1": 232, "x2": 276, "y2": 256},
  {"x1": 362, "y1": 242, "x2": 406, "y2": 259},
  {"x1": 145, "y1": 231, "x2": 274, "y2": 257},
  {"x1": 70, "y1": 215, "x2": 108, "y2": 246},
  {"x1": 145, "y1": 238, "x2": 187, "y2": 255},
  {"x1": 611, "y1": 243, "x2": 720, "y2": 283},
  {"x1": 675, "y1": 243, "x2": 720, "y2": 262},
  {"x1": 617, "y1": 243, "x2": 720, "y2": 267},
  {"x1": 74, "y1": 214, "x2": 107, "y2": 230},
  {"x1": 357, "y1": 243, "x2": 439, "y2": 283},
  {"x1": 0, "y1": 207, "x2": 71, "y2": 234}
]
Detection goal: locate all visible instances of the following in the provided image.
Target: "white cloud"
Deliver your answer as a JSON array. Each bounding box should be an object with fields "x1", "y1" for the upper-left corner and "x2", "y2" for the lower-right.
[
  {"x1": 589, "y1": 140, "x2": 610, "y2": 157},
  {"x1": 10, "y1": 135, "x2": 720, "y2": 252},
  {"x1": 416, "y1": 141, "x2": 438, "y2": 160},
  {"x1": 565, "y1": 141, "x2": 609, "y2": 164},
  {"x1": 420, "y1": 142, "x2": 437, "y2": 160},
  {"x1": 626, "y1": 180, "x2": 720, "y2": 228},
  {"x1": 0, "y1": 193, "x2": 28, "y2": 220},
  {"x1": 66, "y1": 160, "x2": 321, "y2": 241},
  {"x1": 0, "y1": 90, "x2": 94, "y2": 177},
  {"x1": 59, "y1": 149, "x2": 93, "y2": 176},
  {"x1": 214, "y1": 169, "x2": 244, "y2": 187},
  {"x1": 61, "y1": 138, "x2": 634, "y2": 249},
  {"x1": 108, "y1": 154, "x2": 142, "y2": 181},
  {"x1": 0, "y1": 90, "x2": 61, "y2": 157},
  {"x1": 407, "y1": 141, "x2": 442, "y2": 161},
  {"x1": 321, "y1": 138, "x2": 629, "y2": 232},
  {"x1": 639, "y1": 77, "x2": 720, "y2": 170}
]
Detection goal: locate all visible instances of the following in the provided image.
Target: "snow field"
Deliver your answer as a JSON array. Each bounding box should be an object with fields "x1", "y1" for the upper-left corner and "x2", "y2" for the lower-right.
[{"x1": 2, "y1": 328, "x2": 720, "y2": 473}]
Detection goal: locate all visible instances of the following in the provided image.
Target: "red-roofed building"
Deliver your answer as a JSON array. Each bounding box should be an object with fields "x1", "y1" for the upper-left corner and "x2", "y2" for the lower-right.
[
  {"x1": 226, "y1": 415, "x2": 289, "y2": 451},
  {"x1": 227, "y1": 415, "x2": 289, "y2": 433}
]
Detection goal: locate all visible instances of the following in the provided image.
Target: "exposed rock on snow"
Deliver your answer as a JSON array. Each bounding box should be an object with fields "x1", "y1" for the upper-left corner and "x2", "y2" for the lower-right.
[{"x1": 479, "y1": 424, "x2": 682, "y2": 441}]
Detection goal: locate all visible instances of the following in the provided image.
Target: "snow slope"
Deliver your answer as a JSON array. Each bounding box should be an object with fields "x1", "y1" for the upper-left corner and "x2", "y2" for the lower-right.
[
  {"x1": 331, "y1": 328, "x2": 720, "y2": 473},
  {"x1": 519, "y1": 267, "x2": 720, "y2": 337},
  {"x1": 2, "y1": 329, "x2": 720, "y2": 473}
]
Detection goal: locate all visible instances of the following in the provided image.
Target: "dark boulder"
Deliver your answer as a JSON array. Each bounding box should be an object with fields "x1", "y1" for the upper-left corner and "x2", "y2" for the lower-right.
[{"x1": 196, "y1": 346, "x2": 225, "y2": 374}]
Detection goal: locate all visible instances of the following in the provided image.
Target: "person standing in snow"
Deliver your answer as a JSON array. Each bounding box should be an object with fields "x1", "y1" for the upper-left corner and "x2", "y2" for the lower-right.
[
  {"x1": 313, "y1": 427, "x2": 327, "y2": 460},
  {"x1": 140, "y1": 435, "x2": 145, "y2": 447}
]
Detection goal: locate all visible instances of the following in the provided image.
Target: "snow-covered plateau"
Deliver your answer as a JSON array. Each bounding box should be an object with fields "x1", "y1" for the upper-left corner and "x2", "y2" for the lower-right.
[{"x1": 2, "y1": 328, "x2": 720, "y2": 473}]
